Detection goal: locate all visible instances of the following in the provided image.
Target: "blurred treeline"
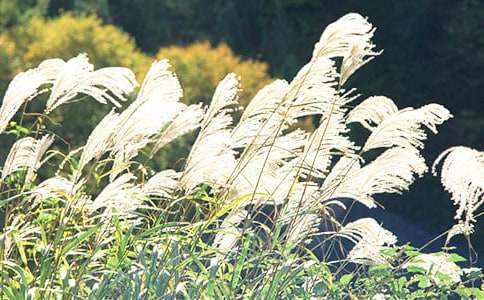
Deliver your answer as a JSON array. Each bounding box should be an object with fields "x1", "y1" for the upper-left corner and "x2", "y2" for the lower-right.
[{"x1": 0, "y1": 0, "x2": 483, "y2": 253}]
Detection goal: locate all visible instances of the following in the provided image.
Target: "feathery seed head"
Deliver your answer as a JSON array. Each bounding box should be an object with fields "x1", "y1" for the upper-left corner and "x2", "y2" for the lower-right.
[
  {"x1": 46, "y1": 54, "x2": 137, "y2": 113},
  {"x1": 2, "y1": 135, "x2": 54, "y2": 182},
  {"x1": 433, "y1": 146, "x2": 484, "y2": 240},
  {"x1": 0, "y1": 58, "x2": 63, "y2": 133}
]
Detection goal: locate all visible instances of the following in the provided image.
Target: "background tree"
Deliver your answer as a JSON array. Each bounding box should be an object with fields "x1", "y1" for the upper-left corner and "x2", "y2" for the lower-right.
[{"x1": 156, "y1": 41, "x2": 271, "y2": 107}]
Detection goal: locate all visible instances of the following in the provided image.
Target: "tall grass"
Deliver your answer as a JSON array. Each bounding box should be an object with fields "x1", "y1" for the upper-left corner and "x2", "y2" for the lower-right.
[{"x1": 0, "y1": 13, "x2": 482, "y2": 299}]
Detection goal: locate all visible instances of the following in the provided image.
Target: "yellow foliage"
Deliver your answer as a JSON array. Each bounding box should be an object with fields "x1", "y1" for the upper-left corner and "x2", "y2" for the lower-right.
[
  {"x1": 10, "y1": 14, "x2": 151, "y2": 80},
  {"x1": 0, "y1": 34, "x2": 16, "y2": 82},
  {"x1": 157, "y1": 41, "x2": 271, "y2": 106},
  {"x1": 0, "y1": 14, "x2": 152, "y2": 147},
  {"x1": 0, "y1": 14, "x2": 275, "y2": 147},
  {"x1": 8, "y1": 15, "x2": 272, "y2": 108}
]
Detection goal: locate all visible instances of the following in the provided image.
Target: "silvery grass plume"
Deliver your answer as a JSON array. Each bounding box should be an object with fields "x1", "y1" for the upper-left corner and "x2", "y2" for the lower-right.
[
  {"x1": 228, "y1": 80, "x2": 306, "y2": 206},
  {"x1": 230, "y1": 79, "x2": 288, "y2": 148},
  {"x1": 312, "y1": 13, "x2": 378, "y2": 71},
  {"x1": 109, "y1": 60, "x2": 202, "y2": 180},
  {"x1": 151, "y1": 103, "x2": 204, "y2": 154},
  {"x1": 320, "y1": 148, "x2": 428, "y2": 208},
  {"x1": 432, "y1": 146, "x2": 484, "y2": 241},
  {"x1": 143, "y1": 169, "x2": 179, "y2": 198},
  {"x1": 75, "y1": 59, "x2": 203, "y2": 181},
  {"x1": 88, "y1": 173, "x2": 144, "y2": 217},
  {"x1": 285, "y1": 57, "x2": 343, "y2": 121},
  {"x1": 1, "y1": 135, "x2": 54, "y2": 182},
  {"x1": 213, "y1": 209, "x2": 249, "y2": 258},
  {"x1": 180, "y1": 73, "x2": 239, "y2": 192},
  {"x1": 77, "y1": 109, "x2": 119, "y2": 173},
  {"x1": 365, "y1": 104, "x2": 451, "y2": 151},
  {"x1": 0, "y1": 12, "x2": 456, "y2": 272},
  {"x1": 0, "y1": 53, "x2": 135, "y2": 133},
  {"x1": 338, "y1": 218, "x2": 397, "y2": 265},
  {"x1": 0, "y1": 58, "x2": 63, "y2": 133},
  {"x1": 208, "y1": 13, "x2": 451, "y2": 256},
  {"x1": 28, "y1": 176, "x2": 82, "y2": 206},
  {"x1": 0, "y1": 215, "x2": 40, "y2": 260},
  {"x1": 228, "y1": 131, "x2": 307, "y2": 206},
  {"x1": 283, "y1": 181, "x2": 321, "y2": 244},
  {"x1": 299, "y1": 115, "x2": 357, "y2": 179},
  {"x1": 45, "y1": 54, "x2": 137, "y2": 113},
  {"x1": 108, "y1": 60, "x2": 187, "y2": 180},
  {"x1": 403, "y1": 253, "x2": 462, "y2": 284}
]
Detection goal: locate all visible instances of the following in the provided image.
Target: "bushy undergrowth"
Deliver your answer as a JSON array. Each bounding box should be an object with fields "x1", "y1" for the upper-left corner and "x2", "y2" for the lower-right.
[{"x1": 0, "y1": 13, "x2": 482, "y2": 299}]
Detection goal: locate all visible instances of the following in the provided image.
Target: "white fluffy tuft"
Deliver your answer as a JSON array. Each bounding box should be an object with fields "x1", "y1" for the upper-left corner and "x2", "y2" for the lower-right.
[
  {"x1": 2, "y1": 135, "x2": 54, "y2": 182},
  {"x1": 46, "y1": 54, "x2": 137, "y2": 113},
  {"x1": 433, "y1": 146, "x2": 484, "y2": 240}
]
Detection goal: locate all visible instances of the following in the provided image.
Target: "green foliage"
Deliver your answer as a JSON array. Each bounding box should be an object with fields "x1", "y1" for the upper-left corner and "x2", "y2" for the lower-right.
[
  {"x1": 0, "y1": 0, "x2": 49, "y2": 30},
  {"x1": 0, "y1": 14, "x2": 273, "y2": 153},
  {"x1": 0, "y1": 54, "x2": 480, "y2": 300},
  {"x1": 1, "y1": 178, "x2": 480, "y2": 299},
  {"x1": 10, "y1": 13, "x2": 151, "y2": 79},
  {"x1": 0, "y1": 14, "x2": 149, "y2": 154},
  {"x1": 107, "y1": 0, "x2": 209, "y2": 52},
  {"x1": 0, "y1": 5, "x2": 482, "y2": 299},
  {"x1": 45, "y1": 0, "x2": 484, "y2": 251}
]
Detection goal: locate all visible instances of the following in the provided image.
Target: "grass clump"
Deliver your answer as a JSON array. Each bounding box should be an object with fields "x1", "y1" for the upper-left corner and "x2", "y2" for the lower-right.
[{"x1": 0, "y1": 13, "x2": 482, "y2": 299}]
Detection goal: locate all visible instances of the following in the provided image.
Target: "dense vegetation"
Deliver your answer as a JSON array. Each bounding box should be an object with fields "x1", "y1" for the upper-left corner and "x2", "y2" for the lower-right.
[
  {"x1": 0, "y1": 0, "x2": 482, "y2": 252},
  {"x1": 0, "y1": 12, "x2": 482, "y2": 298},
  {"x1": 0, "y1": 13, "x2": 272, "y2": 173}
]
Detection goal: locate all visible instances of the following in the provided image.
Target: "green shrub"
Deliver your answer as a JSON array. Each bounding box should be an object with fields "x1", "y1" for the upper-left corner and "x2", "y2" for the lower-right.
[
  {"x1": 1, "y1": 15, "x2": 274, "y2": 150},
  {"x1": 0, "y1": 14, "x2": 151, "y2": 151},
  {"x1": 10, "y1": 13, "x2": 151, "y2": 79},
  {"x1": 157, "y1": 41, "x2": 271, "y2": 107},
  {"x1": 0, "y1": 0, "x2": 48, "y2": 30}
]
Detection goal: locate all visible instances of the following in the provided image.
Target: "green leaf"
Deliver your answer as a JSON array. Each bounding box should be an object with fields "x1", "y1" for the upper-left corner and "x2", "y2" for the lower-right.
[
  {"x1": 436, "y1": 273, "x2": 452, "y2": 287},
  {"x1": 456, "y1": 286, "x2": 484, "y2": 299},
  {"x1": 447, "y1": 253, "x2": 466, "y2": 263},
  {"x1": 468, "y1": 287, "x2": 484, "y2": 298},
  {"x1": 15, "y1": 241, "x2": 29, "y2": 267},
  {"x1": 416, "y1": 274, "x2": 430, "y2": 288},
  {"x1": 381, "y1": 247, "x2": 397, "y2": 258},
  {"x1": 404, "y1": 249, "x2": 421, "y2": 258},
  {"x1": 61, "y1": 225, "x2": 99, "y2": 255},
  {"x1": 406, "y1": 266, "x2": 427, "y2": 274},
  {"x1": 339, "y1": 274, "x2": 353, "y2": 286}
]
